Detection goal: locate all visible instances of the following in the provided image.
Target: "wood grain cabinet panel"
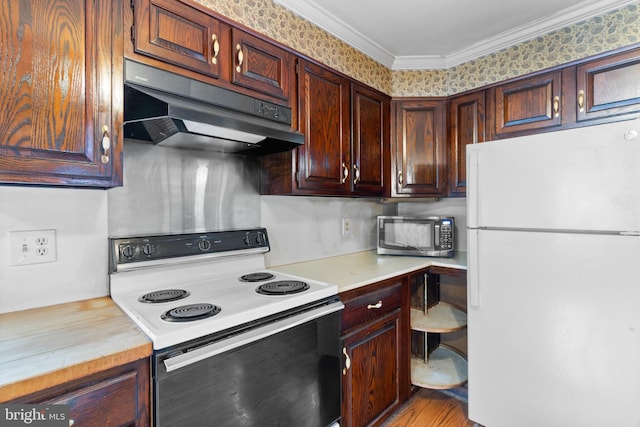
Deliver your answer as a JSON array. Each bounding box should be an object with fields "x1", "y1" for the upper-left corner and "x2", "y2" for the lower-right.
[
  {"x1": 133, "y1": 0, "x2": 222, "y2": 78},
  {"x1": 575, "y1": 47, "x2": 640, "y2": 122},
  {"x1": 392, "y1": 99, "x2": 447, "y2": 197},
  {"x1": 297, "y1": 59, "x2": 351, "y2": 194},
  {"x1": 351, "y1": 83, "x2": 390, "y2": 197},
  {"x1": 340, "y1": 280, "x2": 409, "y2": 427},
  {"x1": 260, "y1": 66, "x2": 390, "y2": 197},
  {"x1": 231, "y1": 28, "x2": 293, "y2": 102},
  {"x1": 447, "y1": 91, "x2": 485, "y2": 197},
  {"x1": 491, "y1": 71, "x2": 562, "y2": 137},
  {"x1": 342, "y1": 314, "x2": 401, "y2": 427},
  {"x1": 0, "y1": 0, "x2": 123, "y2": 187},
  {"x1": 130, "y1": 0, "x2": 294, "y2": 106},
  {"x1": 10, "y1": 358, "x2": 150, "y2": 427}
]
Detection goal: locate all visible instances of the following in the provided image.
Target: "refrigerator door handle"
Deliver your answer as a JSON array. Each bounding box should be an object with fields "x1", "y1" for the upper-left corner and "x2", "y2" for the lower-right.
[
  {"x1": 468, "y1": 229, "x2": 480, "y2": 307},
  {"x1": 468, "y1": 149, "x2": 479, "y2": 228}
]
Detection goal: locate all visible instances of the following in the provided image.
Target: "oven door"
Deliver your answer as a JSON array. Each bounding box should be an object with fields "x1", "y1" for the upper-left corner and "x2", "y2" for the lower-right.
[{"x1": 153, "y1": 301, "x2": 344, "y2": 427}]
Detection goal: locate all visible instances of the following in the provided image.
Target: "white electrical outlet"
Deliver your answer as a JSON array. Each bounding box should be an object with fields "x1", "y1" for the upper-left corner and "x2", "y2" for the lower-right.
[
  {"x1": 9, "y1": 230, "x2": 57, "y2": 266},
  {"x1": 341, "y1": 218, "x2": 352, "y2": 236}
]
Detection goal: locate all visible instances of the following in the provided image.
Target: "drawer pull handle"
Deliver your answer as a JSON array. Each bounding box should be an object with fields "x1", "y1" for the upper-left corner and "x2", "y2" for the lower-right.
[
  {"x1": 342, "y1": 347, "x2": 351, "y2": 375},
  {"x1": 236, "y1": 44, "x2": 244, "y2": 73},
  {"x1": 211, "y1": 34, "x2": 220, "y2": 64},
  {"x1": 578, "y1": 90, "x2": 585, "y2": 113},
  {"x1": 367, "y1": 300, "x2": 383, "y2": 309}
]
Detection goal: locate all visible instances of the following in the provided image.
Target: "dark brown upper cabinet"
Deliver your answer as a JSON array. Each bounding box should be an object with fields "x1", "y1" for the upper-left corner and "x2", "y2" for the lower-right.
[
  {"x1": 351, "y1": 83, "x2": 390, "y2": 197},
  {"x1": 0, "y1": 0, "x2": 123, "y2": 187},
  {"x1": 489, "y1": 71, "x2": 563, "y2": 139},
  {"x1": 575, "y1": 47, "x2": 640, "y2": 123},
  {"x1": 296, "y1": 59, "x2": 352, "y2": 194},
  {"x1": 391, "y1": 99, "x2": 447, "y2": 197},
  {"x1": 129, "y1": 0, "x2": 294, "y2": 106},
  {"x1": 231, "y1": 28, "x2": 293, "y2": 102},
  {"x1": 132, "y1": 0, "x2": 222, "y2": 78},
  {"x1": 261, "y1": 59, "x2": 390, "y2": 197},
  {"x1": 447, "y1": 91, "x2": 485, "y2": 197}
]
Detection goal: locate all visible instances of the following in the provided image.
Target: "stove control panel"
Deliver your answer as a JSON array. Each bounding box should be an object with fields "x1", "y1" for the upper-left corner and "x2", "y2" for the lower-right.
[{"x1": 109, "y1": 228, "x2": 269, "y2": 271}]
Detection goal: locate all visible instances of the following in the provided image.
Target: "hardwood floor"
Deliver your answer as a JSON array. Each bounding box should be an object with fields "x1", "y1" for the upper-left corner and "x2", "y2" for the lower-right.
[{"x1": 381, "y1": 388, "x2": 474, "y2": 427}]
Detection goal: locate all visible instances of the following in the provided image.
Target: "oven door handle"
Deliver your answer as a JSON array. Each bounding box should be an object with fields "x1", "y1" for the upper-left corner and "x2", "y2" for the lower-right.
[{"x1": 163, "y1": 301, "x2": 345, "y2": 372}]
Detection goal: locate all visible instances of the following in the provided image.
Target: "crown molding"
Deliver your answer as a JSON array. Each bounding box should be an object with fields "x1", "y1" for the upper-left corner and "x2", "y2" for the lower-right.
[
  {"x1": 274, "y1": 0, "x2": 638, "y2": 70},
  {"x1": 272, "y1": 0, "x2": 396, "y2": 67}
]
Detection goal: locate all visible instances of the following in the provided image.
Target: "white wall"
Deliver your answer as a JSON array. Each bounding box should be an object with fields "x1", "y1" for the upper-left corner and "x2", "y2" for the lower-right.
[
  {"x1": 0, "y1": 182, "x2": 466, "y2": 314},
  {"x1": 0, "y1": 187, "x2": 109, "y2": 313},
  {"x1": 261, "y1": 195, "x2": 394, "y2": 266}
]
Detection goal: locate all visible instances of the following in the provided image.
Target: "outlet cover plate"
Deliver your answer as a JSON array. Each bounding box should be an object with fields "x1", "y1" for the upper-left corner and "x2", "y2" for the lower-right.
[{"x1": 9, "y1": 230, "x2": 57, "y2": 266}]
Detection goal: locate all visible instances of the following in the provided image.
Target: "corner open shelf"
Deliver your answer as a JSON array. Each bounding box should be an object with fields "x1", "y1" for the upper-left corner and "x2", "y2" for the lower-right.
[{"x1": 410, "y1": 270, "x2": 468, "y2": 390}]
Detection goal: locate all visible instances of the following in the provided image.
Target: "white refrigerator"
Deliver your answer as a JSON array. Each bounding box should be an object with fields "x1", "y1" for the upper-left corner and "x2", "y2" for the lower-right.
[{"x1": 466, "y1": 118, "x2": 640, "y2": 427}]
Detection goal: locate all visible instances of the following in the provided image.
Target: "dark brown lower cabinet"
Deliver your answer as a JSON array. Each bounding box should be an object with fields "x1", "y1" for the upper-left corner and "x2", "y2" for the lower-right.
[
  {"x1": 9, "y1": 358, "x2": 150, "y2": 427},
  {"x1": 340, "y1": 280, "x2": 409, "y2": 427}
]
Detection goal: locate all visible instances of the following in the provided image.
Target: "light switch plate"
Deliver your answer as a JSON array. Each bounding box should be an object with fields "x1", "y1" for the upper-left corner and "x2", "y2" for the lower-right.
[{"x1": 9, "y1": 230, "x2": 57, "y2": 266}]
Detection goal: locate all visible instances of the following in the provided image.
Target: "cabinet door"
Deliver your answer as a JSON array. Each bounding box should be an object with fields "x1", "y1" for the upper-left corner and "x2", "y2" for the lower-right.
[
  {"x1": 15, "y1": 358, "x2": 150, "y2": 427},
  {"x1": 342, "y1": 313, "x2": 401, "y2": 427},
  {"x1": 491, "y1": 71, "x2": 562, "y2": 137},
  {"x1": 392, "y1": 99, "x2": 446, "y2": 196},
  {"x1": 576, "y1": 47, "x2": 640, "y2": 122},
  {"x1": 448, "y1": 91, "x2": 485, "y2": 196},
  {"x1": 133, "y1": 0, "x2": 222, "y2": 78},
  {"x1": 351, "y1": 84, "x2": 390, "y2": 196},
  {"x1": 0, "y1": 0, "x2": 123, "y2": 187},
  {"x1": 297, "y1": 60, "x2": 351, "y2": 193},
  {"x1": 231, "y1": 28, "x2": 293, "y2": 103}
]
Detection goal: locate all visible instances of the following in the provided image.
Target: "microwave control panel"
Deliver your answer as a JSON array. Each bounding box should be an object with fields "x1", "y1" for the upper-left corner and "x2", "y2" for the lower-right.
[{"x1": 438, "y1": 220, "x2": 453, "y2": 250}]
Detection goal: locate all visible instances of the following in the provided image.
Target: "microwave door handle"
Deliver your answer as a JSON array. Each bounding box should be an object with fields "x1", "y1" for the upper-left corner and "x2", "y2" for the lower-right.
[{"x1": 434, "y1": 224, "x2": 440, "y2": 247}]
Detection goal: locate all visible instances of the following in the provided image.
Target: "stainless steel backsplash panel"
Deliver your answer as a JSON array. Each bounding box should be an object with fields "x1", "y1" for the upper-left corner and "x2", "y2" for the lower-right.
[{"x1": 108, "y1": 140, "x2": 261, "y2": 237}]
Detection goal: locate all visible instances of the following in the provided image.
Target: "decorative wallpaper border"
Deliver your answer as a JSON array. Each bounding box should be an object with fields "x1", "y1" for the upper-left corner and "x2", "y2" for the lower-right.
[{"x1": 196, "y1": 0, "x2": 639, "y2": 97}]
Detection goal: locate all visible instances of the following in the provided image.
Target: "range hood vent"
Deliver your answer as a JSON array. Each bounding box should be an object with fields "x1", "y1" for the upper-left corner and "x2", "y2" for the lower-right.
[{"x1": 123, "y1": 60, "x2": 303, "y2": 156}]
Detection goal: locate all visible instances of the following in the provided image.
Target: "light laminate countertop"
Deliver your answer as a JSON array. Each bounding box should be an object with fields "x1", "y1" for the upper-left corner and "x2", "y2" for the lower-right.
[
  {"x1": 270, "y1": 250, "x2": 467, "y2": 293},
  {"x1": 0, "y1": 297, "x2": 152, "y2": 402}
]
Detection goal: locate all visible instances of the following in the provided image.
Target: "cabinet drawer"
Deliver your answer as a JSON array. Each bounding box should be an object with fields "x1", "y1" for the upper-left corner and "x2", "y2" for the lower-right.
[
  {"x1": 341, "y1": 282, "x2": 402, "y2": 332},
  {"x1": 43, "y1": 370, "x2": 139, "y2": 426}
]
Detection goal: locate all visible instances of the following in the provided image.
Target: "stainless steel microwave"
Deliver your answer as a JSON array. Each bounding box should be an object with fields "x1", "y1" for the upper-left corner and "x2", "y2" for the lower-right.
[{"x1": 377, "y1": 216, "x2": 454, "y2": 257}]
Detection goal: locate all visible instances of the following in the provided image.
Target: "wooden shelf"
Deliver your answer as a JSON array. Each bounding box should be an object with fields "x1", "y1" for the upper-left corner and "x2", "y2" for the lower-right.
[
  {"x1": 410, "y1": 303, "x2": 467, "y2": 333},
  {"x1": 411, "y1": 345, "x2": 468, "y2": 390}
]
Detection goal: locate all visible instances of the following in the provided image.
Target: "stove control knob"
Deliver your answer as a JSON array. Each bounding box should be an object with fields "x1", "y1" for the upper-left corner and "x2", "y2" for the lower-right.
[
  {"x1": 121, "y1": 244, "x2": 134, "y2": 260},
  {"x1": 255, "y1": 234, "x2": 263, "y2": 245},
  {"x1": 243, "y1": 235, "x2": 251, "y2": 246},
  {"x1": 198, "y1": 239, "x2": 212, "y2": 251},
  {"x1": 142, "y1": 243, "x2": 154, "y2": 257}
]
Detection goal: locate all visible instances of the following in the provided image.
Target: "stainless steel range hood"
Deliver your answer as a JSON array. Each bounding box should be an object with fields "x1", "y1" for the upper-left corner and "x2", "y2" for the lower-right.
[{"x1": 123, "y1": 60, "x2": 303, "y2": 156}]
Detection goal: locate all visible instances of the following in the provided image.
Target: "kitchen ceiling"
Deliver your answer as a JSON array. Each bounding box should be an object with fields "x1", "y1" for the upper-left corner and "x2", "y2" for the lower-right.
[{"x1": 274, "y1": 0, "x2": 638, "y2": 69}]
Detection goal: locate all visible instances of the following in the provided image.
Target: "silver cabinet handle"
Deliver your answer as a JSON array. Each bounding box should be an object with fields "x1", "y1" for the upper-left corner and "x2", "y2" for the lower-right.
[
  {"x1": 367, "y1": 300, "x2": 382, "y2": 309},
  {"x1": 353, "y1": 164, "x2": 360, "y2": 184},
  {"x1": 342, "y1": 347, "x2": 351, "y2": 375}
]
